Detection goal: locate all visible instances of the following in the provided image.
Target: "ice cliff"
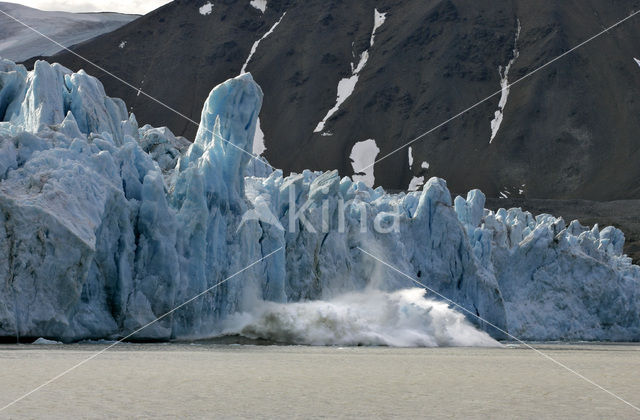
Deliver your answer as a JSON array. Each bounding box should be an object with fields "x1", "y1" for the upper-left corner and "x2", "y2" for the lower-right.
[{"x1": 0, "y1": 59, "x2": 638, "y2": 344}]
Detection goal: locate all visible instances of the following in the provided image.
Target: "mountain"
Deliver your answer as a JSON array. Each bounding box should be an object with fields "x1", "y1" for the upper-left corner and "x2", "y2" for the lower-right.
[
  {"x1": 1, "y1": 59, "x2": 639, "y2": 343},
  {"x1": 0, "y1": 2, "x2": 138, "y2": 62},
  {"x1": 24, "y1": 0, "x2": 640, "y2": 200}
]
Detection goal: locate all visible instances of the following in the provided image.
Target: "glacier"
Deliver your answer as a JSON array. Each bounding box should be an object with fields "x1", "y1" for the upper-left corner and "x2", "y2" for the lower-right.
[{"x1": 0, "y1": 58, "x2": 639, "y2": 344}]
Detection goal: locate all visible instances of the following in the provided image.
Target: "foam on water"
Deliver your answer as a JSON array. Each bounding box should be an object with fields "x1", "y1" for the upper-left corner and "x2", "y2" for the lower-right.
[{"x1": 221, "y1": 288, "x2": 500, "y2": 347}]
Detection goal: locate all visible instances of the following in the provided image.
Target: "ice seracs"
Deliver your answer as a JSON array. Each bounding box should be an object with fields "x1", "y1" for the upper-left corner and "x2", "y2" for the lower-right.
[
  {"x1": 490, "y1": 19, "x2": 521, "y2": 143},
  {"x1": 1, "y1": 59, "x2": 639, "y2": 344}
]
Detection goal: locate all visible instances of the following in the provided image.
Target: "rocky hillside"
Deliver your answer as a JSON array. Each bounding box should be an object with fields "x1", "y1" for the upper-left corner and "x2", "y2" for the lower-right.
[{"x1": 24, "y1": 0, "x2": 640, "y2": 200}]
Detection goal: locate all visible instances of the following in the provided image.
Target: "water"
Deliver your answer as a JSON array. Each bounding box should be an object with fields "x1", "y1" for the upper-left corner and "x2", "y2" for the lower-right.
[
  {"x1": 220, "y1": 288, "x2": 499, "y2": 347},
  {"x1": 1, "y1": 343, "x2": 639, "y2": 418}
]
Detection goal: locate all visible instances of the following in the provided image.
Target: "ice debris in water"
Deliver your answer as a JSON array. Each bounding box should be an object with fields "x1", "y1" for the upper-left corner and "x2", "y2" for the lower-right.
[
  {"x1": 0, "y1": 58, "x2": 639, "y2": 345},
  {"x1": 32, "y1": 337, "x2": 63, "y2": 345}
]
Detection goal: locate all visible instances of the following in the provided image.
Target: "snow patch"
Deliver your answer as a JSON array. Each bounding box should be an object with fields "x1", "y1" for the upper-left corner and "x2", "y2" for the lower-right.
[
  {"x1": 350, "y1": 139, "x2": 380, "y2": 187},
  {"x1": 314, "y1": 75, "x2": 360, "y2": 133},
  {"x1": 635, "y1": 58, "x2": 640, "y2": 68},
  {"x1": 239, "y1": 12, "x2": 286, "y2": 153},
  {"x1": 241, "y1": 12, "x2": 286, "y2": 74},
  {"x1": 370, "y1": 9, "x2": 387, "y2": 47},
  {"x1": 118, "y1": 41, "x2": 127, "y2": 49},
  {"x1": 314, "y1": 9, "x2": 387, "y2": 134},
  {"x1": 408, "y1": 148, "x2": 429, "y2": 191},
  {"x1": 250, "y1": 0, "x2": 267, "y2": 13},
  {"x1": 136, "y1": 79, "x2": 145, "y2": 97},
  {"x1": 408, "y1": 176, "x2": 425, "y2": 192},
  {"x1": 199, "y1": 2, "x2": 213, "y2": 15},
  {"x1": 253, "y1": 117, "x2": 266, "y2": 155},
  {"x1": 490, "y1": 19, "x2": 520, "y2": 144}
]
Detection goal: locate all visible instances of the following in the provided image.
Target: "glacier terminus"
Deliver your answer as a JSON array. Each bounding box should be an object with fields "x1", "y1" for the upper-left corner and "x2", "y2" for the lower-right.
[{"x1": 0, "y1": 59, "x2": 639, "y2": 345}]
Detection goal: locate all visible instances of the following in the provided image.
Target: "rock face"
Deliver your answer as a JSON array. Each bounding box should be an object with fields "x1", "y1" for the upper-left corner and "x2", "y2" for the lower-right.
[
  {"x1": 26, "y1": 0, "x2": 640, "y2": 200},
  {"x1": 0, "y1": 59, "x2": 639, "y2": 343}
]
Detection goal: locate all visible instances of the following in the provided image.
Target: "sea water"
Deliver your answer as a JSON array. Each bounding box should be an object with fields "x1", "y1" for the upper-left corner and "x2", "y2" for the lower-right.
[{"x1": 0, "y1": 343, "x2": 639, "y2": 418}]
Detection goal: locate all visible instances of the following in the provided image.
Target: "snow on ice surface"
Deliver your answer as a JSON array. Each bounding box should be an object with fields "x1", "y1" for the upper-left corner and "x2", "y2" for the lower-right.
[
  {"x1": 199, "y1": 2, "x2": 213, "y2": 15},
  {"x1": 490, "y1": 19, "x2": 521, "y2": 143},
  {"x1": 314, "y1": 9, "x2": 387, "y2": 133},
  {"x1": 250, "y1": 0, "x2": 267, "y2": 13},
  {"x1": 0, "y1": 2, "x2": 137, "y2": 62},
  {"x1": 241, "y1": 12, "x2": 286, "y2": 74},
  {"x1": 350, "y1": 139, "x2": 380, "y2": 187},
  {"x1": 1, "y1": 58, "x2": 640, "y2": 344}
]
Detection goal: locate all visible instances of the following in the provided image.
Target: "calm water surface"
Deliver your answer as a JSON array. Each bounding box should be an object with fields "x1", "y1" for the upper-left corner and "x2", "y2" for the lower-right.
[{"x1": 0, "y1": 343, "x2": 639, "y2": 418}]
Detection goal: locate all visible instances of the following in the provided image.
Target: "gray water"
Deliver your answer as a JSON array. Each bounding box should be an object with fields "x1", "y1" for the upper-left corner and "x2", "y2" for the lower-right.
[{"x1": 0, "y1": 343, "x2": 639, "y2": 419}]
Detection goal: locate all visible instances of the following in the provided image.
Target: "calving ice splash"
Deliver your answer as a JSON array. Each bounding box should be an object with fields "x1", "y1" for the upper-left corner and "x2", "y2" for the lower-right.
[
  {"x1": 222, "y1": 288, "x2": 498, "y2": 347},
  {"x1": 0, "y1": 59, "x2": 639, "y2": 345}
]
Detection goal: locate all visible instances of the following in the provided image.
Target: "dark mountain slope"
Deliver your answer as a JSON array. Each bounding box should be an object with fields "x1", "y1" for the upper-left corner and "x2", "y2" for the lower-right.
[{"x1": 25, "y1": 0, "x2": 640, "y2": 200}]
